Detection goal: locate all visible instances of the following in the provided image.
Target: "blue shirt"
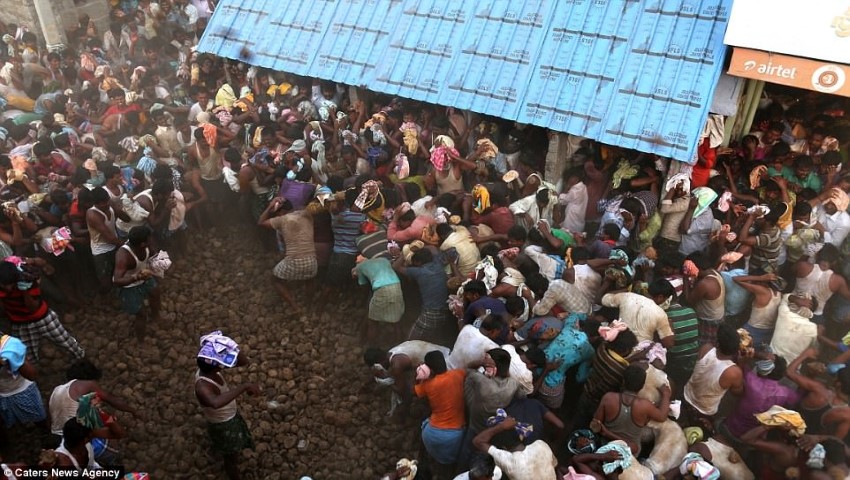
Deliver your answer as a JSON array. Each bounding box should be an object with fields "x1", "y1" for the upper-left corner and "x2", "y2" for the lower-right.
[
  {"x1": 542, "y1": 313, "x2": 594, "y2": 387},
  {"x1": 406, "y1": 259, "x2": 449, "y2": 310},
  {"x1": 355, "y1": 258, "x2": 400, "y2": 290},
  {"x1": 463, "y1": 297, "x2": 507, "y2": 325},
  {"x1": 332, "y1": 210, "x2": 367, "y2": 254},
  {"x1": 721, "y1": 268, "x2": 751, "y2": 317}
]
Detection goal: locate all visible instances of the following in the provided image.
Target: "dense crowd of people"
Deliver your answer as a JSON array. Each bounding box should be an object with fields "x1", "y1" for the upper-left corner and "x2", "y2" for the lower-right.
[{"x1": 0, "y1": 0, "x2": 849, "y2": 479}]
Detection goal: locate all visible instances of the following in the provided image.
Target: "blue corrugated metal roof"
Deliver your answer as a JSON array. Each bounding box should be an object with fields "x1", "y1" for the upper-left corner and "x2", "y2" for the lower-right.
[{"x1": 198, "y1": 0, "x2": 732, "y2": 163}]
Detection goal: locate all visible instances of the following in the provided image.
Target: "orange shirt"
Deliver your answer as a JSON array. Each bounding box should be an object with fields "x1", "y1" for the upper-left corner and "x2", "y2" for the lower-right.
[{"x1": 414, "y1": 369, "x2": 466, "y2": 429}]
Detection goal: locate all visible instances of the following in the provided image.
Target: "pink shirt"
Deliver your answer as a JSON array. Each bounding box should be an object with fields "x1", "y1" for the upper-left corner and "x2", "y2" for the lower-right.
[{"x1": 388, "y1": 216, "x2": 435, "y2": 244}]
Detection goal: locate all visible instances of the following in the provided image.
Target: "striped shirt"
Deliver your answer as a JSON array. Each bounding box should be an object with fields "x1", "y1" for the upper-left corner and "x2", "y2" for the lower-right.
[
  {"x1": 0, "y1": 285, "x2": 49, "y2": 323},
  {"x1": 750, "y1": 226, "x2": 781, "y2": 273},
  {"x1": 332, "y1": 210, "x2": 367, "y2": 254},
  {"x1": 583, "y1": 344, "x2": 630, "y2": 405},
  {"x1": 665, "y1": 303, "x2": 700, "y2": 358}
]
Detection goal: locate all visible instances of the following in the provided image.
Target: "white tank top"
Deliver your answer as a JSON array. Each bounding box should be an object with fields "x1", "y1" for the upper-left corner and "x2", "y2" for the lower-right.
[
  {"x1": 794, "y1": 264, "x2": 833, "y2": 316},
  {"x1": 55, "y1": 440, "x2": 100, "y2": 470},
  {"x1": 747, "y1": 291, "x2": 782, "y2": 330},
  {"x1": 49, "y1": 380, "x2": 79, "y2": 435},
  {"x1": 684, "y1": 348, "x2": 735, "y2": 416},
  {"x1": 117, "y1": 244, "x2": 150, "y2": 288},
  {"x1": 195, "y1": 371, "x2": 238, "y2": 423},
  {"x1": 87, "y1": 206, "x2": 116, "y2": 256}
]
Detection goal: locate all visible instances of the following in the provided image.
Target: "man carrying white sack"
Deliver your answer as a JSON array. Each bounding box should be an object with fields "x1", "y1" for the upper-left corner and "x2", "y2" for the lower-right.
[
  {"x1": 112, "y1": 226, "x2": 164, "y2": 340},
  {"x1": 194, "y1": 331, "x2": 260, "y2": 480}
]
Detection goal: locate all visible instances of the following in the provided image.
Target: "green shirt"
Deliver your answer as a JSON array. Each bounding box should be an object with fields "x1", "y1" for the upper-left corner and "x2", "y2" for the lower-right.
[
  {"x1": 551, "y1": 228, "x2": 575, "y2": 256},
  {"x1": 665, "y1": 303, "x2": 699, "y2": 357}
]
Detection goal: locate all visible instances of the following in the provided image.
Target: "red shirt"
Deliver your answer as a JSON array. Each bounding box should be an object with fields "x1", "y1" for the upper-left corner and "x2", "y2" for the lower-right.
[
  {"x1": 0, "y1": 285, "x2": 49, "y2": 322},
  {"x1": 691, "y1": 137, "x2": 716, "y2": 188},
  {"x1": 33, "y1": 153, "x2": 75, "y2": 178}
]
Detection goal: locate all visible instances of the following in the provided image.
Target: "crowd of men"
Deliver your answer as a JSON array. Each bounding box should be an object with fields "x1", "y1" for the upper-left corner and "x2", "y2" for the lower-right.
[{"x1": 0, "y1": 1, "x2": 849, "y2": 479}]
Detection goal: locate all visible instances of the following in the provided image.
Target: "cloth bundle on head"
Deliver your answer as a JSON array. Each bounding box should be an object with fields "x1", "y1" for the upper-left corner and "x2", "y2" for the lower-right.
[
  {"x1": 201, "y1": 123, "x2": 217, "y2": 147},
  {"x1": 747, "y1": 204, "x2": 771, "y2": 218},
  {"x1": 498, "y1": 247, "x2": 519, "y2": 262},
  {"x1": 119, "y1": 136, "x2": 140, "y2": 153},
  {"x1": 750, "y1": 165, "x2": 768, "y2": 189},
  {"x1": 599, "y1": 320, "x2": 628, "y2": 342},
  {"x1": 475, "y1": 138, "x2": 499, "y2": 159},
  {"x1": 266, "y1": 83, "x2": 293, "y2": 97},
  {"x1": 76, "y1": 392, "x2": 107, "y2": 429},
  {"x1": 474, "y1": 256, "x2": 499, "y2": 291},
  {"x1": 611, "y1": 160, "x2": 639, "y2": 189},
  {"x1": 315, "y1": 186, "x2": 333, "y2": 207},
  {"x1": 297, "y1": 100, "x2": 318, "y2": 122},
  {"x1": 369, "y1": 125, "x2": 388, "y2": 147},
  {"x1": 215, "y1": 84, "x2": 238, "y2": 110},
  {"x1": 596, "y1": 440, "x2": 633, "y2": 475},
  {"x1": 827, "y1": 187, "x2": 850, "y2": 212},
  {"x1": 691, "y1": 187, "x2": 717, "y2": 218},
  {"x1": 148, "y1": 250, "x2": 172, "y2": 278},
  {"x1": 679, "y1": 452, "x2": 720, "y2": 480},
  {"x1": 399, "y1": 122, "x2": 419, "y2": 154},
  {"x1": 415, "y1": 364, "x2": 430, "y2": 382},
  {"x1": 682, "y1": 260, "x2": 700, "y2": 278},
  {"x1": 363, "y1": 112, "x2": 387, "y2": 130},
  {"x1": 755, "y1": 406, "x2": 806, "y2": 437},
  {"x1": 608, "y1": 249, "x2": 633, "y2": 276},
  {"x1": 637, "y1": 340, "x2": 667, "y2": 366},
  {"x1": 197, "y1": 331, "x2": 240, "y2": 368},
  {"x1": 355, "y1": 180, "x2": 382, "y2": 211},
  {"x1": 806, "y1": 443, "x2": 826, "y2": 469},
  {"x1": 278, "y1": 108, "x2": 299, "y2": 125},
  {"x1": 136, "y1": 148, "x2": 157, "y2": 179},
  {"x1": 0, "y1": 335, "x2": 26, "y2": 375},
  {"x1": 394, "y1": 154, "x2": 410, "y2": 179},
  {"x1": 91, "y1": 147, "x2": 108, "y2": 163},
  {"x1": 429, "y1": 135, "x2": 459, "y2": 172},
  {"x1": 317, "y1": 100, "x2": 336, "y2": 123},
  {"x1": 487, "y1": 408, "x2": 534, "y2": 442},
  {"x1": 665, "y1": 173, "x2": 691, "y2": 194},
  {"x1": 719, "y1": 251, "x2": 743, "y2": 267},
  {"x1": 472, "y1": 184, "x2": 490, "y2": 214}
]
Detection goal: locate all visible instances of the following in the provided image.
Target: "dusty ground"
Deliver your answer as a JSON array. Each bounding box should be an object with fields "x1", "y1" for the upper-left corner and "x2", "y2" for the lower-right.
[{"x1": 4, "y1": 224, "x2": 420, "y2": 479}]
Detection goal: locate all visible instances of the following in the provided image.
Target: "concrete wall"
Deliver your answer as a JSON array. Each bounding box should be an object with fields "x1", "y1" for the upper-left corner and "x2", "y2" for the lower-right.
[
  {"x1": 0, "y1": 0, "x2": 109, "y2": 49},
  {"x1": 0, "y1": 0, "x2": 40, "y2": 38},
  {"x1": 543, "y1": 132, "x2": 587, "y2": 189},
  {"x1": 73, "y1": 0, "x2": 111, "y2": 38}
]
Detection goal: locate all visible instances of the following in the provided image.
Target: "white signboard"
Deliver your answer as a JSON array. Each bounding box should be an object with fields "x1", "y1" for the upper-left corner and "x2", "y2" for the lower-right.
[{"x1": 724, "y1": 0, "x2": 850, "y2": 64}]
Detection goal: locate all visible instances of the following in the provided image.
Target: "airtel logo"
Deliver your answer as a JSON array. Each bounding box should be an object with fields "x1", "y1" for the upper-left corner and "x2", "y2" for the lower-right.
[{"x1": 740, "y1": 59, "x2": 797, "y2": 79}]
